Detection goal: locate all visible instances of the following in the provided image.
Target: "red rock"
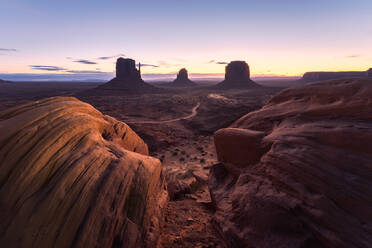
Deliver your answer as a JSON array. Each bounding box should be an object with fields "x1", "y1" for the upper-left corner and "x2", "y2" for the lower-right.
[
  {"x1": 209, "y1": 78, "x2": 372, "y2": 248},
  {"x1": 171, "y1": 68, "x2": 196, "y2": 87},
  {"x1": 0, "y1": 97, "x2": 168, "y2": 247},
  {"x1": 215, "y1": 61, "x2": 259, "y2": 89}
]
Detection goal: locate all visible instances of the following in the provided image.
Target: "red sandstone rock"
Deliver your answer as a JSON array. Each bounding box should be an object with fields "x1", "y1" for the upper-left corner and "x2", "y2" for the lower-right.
[
  {"x1": 215, "y1": 61, "x2": 259, "y2": 89},
  {"x1": 0, "y1": 97, "x2": 168, "y2": 247},
  {"x1": 171, "y1": 68, "x2": 196, "y2": 87},
  {"x1": 209, "y1": 78, "x2": 372, "y2": 248}
]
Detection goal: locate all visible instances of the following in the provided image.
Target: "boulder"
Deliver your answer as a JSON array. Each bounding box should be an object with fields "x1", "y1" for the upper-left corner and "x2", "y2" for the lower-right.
[
  {"x1": 97, "y1": 57, "x2": 163, "y2": 94},
  {"x1": 210, "y1": 78, "x2": 372, "y2": 248},
  {"x1": 0, "y1": 97, "x2": 168, "y2": 247},
  {"x1": 171, "y1": 68, "x2": 196, "y2": 87},
  {"x1": 215, "y1": 61, "x2": 259, "y2": 89}
]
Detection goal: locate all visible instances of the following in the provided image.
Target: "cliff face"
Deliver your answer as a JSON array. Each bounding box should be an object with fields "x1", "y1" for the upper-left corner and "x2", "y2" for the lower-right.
[
  {"x1": 210, "y1": 78, "x2": 372, "y2": 248},
  {"x1": 0, "y1": 97, "x2": 168, "y2": 248},
  {"x1": 367, "y1": 68, "x2": 372, "y2": 78},
  {"x1": 215, "y1": 61, "x2": 259, "y2": 89}
]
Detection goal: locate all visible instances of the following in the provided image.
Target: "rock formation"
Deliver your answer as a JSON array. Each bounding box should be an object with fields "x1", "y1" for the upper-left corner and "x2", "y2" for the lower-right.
[
  {"x1": 209, "y1": 78, "x2": 372, "y2": 248},
  {"x1": 0, "y1": 97, "x2": 168, "y2": 247},
  {"x1": 171, "y1": 68, "x2": 196, "y2": 87},
  {"x1": 301, "y1": 70, "x2": 370, "y2": 83},
  {"x1": 215, "y1": 61, "x2": 259, "y2": 89},
  {"x1": 367, "y1": 68, "x2": 372, "y2": 78},
  {"x1": 97, "y1": 57, "x2": 163, "y2": 94}
]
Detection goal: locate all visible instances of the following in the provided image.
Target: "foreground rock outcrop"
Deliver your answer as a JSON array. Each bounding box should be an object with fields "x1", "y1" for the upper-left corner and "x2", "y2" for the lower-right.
[
  {"x1": 368, "y1": 68, "x2": 372, "y2": 78},
  {"x1": 215, "y1": 61, "x2": 259, "y2": 89},
  {"x1": 210, "y1": 78, "x2": 372, "y2": 248},
  {"x1": 171, "y1": 68, "x2": 196, "y2": 87},
  {"x1": 0, "y1": 97, "x2": 168, "y2": 247},
  {"x1": 97, "y1": 57, "x2": 163, "y2": 94}
]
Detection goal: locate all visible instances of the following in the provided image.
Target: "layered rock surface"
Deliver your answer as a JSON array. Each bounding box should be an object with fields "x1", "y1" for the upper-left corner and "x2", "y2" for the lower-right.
[
  {"x1": 0, "y1": 97, "x2": 168, "y2": 247},
  {"x1": 210, "y1": 78, "x2": 372, "y2": 248},
  {"x1": 215, "y1": 61, "x2": 259, "y2": 89},
  {"x1": 98, "y1": 58, "x2": 162, "y2": 94},
  {"x1": 171, "y1": 68, "x2": 196, "y2": 87}
]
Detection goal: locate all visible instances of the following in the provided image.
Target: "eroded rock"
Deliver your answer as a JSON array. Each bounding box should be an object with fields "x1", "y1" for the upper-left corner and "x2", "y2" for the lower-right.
[
  {"x1": 210, "y1": 78, "x2": 372, "y2": 248},
  {"x1": 171, "y1": 68, "x2": 196, "y2": 87},
  {"x1": 0, "y1": 97, "x2": 168, "y2": 247},
  {"x1": 97, "y1": 57, "x2": 163, "y2": 94},
  {"x1": 215, "y1": 61, "x2": 259, "y2": 89}
]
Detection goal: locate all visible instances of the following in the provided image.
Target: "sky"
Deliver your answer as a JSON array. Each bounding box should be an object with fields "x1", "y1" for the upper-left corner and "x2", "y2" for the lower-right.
[{"x1": 0, "y1": 0, "x2": 371, "y2": 81}]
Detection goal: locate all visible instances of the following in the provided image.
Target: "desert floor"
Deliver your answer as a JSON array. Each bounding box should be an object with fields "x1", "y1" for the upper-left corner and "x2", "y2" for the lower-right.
[{"x1": 0, "y1": 80, "x2": 292, "y2": 247}]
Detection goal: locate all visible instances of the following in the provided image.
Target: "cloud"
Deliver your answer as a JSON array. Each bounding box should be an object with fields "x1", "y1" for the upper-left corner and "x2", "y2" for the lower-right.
[
  {"x1": 97, "y1": 54, "x2": 125, "y2": 60},
  {"x1": 345, "y1": 54, "x2": 361, "y2": 58},
  {"x1": 73, "y1": 59, "x2": 97, "y2": 65},
  {"x1": 66, "y1": 69, "x2": 104, "y2": 74},
  {"x1": 30, "y1": 65, "x2": 67, "y2": 71},
  {"x1": 137, "y1": 63, "x2": 159, "y2": 68},
  {"x1": 0, "y1": 48, "x2": 17, "y2": 52},
  {"x1": 208, "y1": 60, "x2": 228, "y2": 65}
]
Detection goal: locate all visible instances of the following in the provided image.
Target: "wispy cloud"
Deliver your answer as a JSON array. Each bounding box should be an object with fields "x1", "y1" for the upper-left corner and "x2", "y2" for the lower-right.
[
  {"x1": 66, "y1": 69, "x2": 104, "y2": 74},
  {"x1": 73, "y1": 59, "x2": 97, "y2": 65},
  {"x1": 97, "y1": 54, "x2": 125, "y2": 60},
  {"x1": 0, "y1": 48, "x2": 17, "y2": 52},
  {"x1": 137, "y1": 63, "x2": 159, "y2": 68},
  {"x1": 345, "y1": 54, "x2": 361, "y2": 58},
  {"x1": 208, "y1": 60, "x2": 228, "y2": 65},
  {"x1": 30, "y1": 65, "x2": 66, "y2": 71}
]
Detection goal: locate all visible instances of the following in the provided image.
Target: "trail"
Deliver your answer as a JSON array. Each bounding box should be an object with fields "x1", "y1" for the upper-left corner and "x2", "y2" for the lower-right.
[{"x1": 126, "y1": 102, "x2": 200, "y2": 124}]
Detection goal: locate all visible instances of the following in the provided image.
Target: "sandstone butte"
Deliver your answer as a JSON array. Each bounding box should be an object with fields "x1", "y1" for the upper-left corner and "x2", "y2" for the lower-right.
[
  {"x1": 97, "y1": 57, "x2": 163, "y2": 94},
  {"x1": 215, "y1": 61, "x2": 260, "y2": 89},
  {"x1": 210, "y1": 78, "x2": 372, "y2": 248},
  {"x1": 0, "y1": 97, "x2": 168, "y2": 247},
  {"x1": 171, "y1": 68, "x2": 196, "y2": 87}
]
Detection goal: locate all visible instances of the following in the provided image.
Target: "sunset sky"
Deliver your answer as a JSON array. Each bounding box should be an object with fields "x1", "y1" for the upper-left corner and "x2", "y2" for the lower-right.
[{"x1": 1, "y1": 0, "x2": 371, "y2": 80}]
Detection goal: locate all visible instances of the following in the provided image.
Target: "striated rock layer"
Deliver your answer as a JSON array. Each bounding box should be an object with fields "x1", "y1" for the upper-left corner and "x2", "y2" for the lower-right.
[
  {"x1": 0, "y1": 97, "x2": 168, "y2": 248},
  {"x1": 210, "y1": 78, "x2": 372, "y2": 248},
  {"x1": 215, "y1": 61, "x2": 259, "y2": 89}
]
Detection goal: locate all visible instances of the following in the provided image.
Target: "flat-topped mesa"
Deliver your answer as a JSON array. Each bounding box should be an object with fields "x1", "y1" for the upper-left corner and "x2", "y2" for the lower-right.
[
  {"x1": 301, "y1": 69, "x2": 372, "y2": 83},
  {"x1": 171, "y1": 68, "x2": 196, "y2": 87},
  {"x1": 116, "y1": 58, "x2": 141, "y2": 80},
  {"x1": 215, "y1": 61, "x2": 259, "y2": 89}
]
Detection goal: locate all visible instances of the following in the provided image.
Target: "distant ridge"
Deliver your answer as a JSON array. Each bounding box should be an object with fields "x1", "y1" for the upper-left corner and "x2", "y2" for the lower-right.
[{"x1": 300, "y1": 68, "x2": 371, "y2": 83}]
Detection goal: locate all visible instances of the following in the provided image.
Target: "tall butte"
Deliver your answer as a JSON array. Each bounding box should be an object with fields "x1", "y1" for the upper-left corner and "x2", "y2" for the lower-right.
[
  {"x1": 368, "y1": 68, "x2": 372, "y2": 78},
  {"x1": 98, "y1": 57, "x2": 162, "y2": 94},
  {"x1": 171, "y1": 68, "x2": 196, "y2": 87},
  {"x1": 215, "y1": 61, "x2": 259, "y2": 89}
]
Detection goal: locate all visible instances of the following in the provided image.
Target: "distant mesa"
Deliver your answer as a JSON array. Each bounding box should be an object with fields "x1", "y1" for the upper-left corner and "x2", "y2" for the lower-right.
[
  {"x1": 215, "y1": 61, "x2": 260, "y2": 89},
  {"x1": 301, "y1": 68, "x2": 372, "y2": 83},
  {"x1": 0, "y1": 79, "x2": 10, "y2": 83},
  {"x1": 171, "y1": 68, "x2": 196, "y2": 87},
  {"x1": 368, "y1": 68, "x2": 372, "y2": 78},
  {"x1": 97, "y1": 57, "x2": 163, "y2": 94}
]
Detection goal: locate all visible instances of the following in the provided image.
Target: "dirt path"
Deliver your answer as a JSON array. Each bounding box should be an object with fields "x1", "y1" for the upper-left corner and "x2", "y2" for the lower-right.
[{"x1": 126, "y1": 102, "x2": 200, "y2": 124}]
